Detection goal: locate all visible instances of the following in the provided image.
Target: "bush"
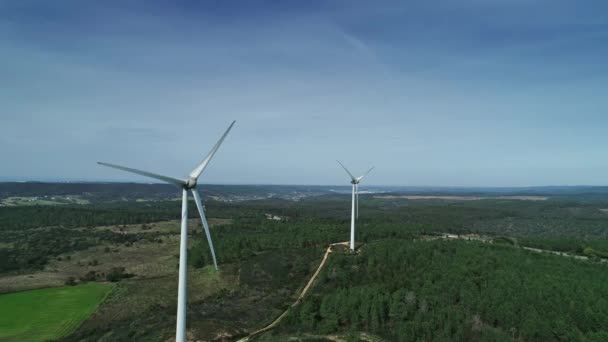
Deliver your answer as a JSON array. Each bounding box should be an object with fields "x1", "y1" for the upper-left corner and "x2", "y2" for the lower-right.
[
  {"x1": 583, "y1": 247, "x2": 608, "y2": 259},
  {"x1": 80, "y1": 271, "x2": 97, "y2": 282},
  {"x1": 105, "y1": 267, "x2": 134, "y2": 282}
]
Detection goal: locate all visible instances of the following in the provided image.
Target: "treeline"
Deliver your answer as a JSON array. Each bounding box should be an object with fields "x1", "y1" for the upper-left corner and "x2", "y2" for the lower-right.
[
  {"x1": 0, "y1": 203, "x2": 180, "y2": 231},
  {"x1": 188, "y1": 217, "x2": 425, "y2": 268},
  {"x1": 0, "y1": 200, "x2": 264, "y2": 231},
  {"x1": 275, "y1": 240, "x2": 608, "y2": 341}
]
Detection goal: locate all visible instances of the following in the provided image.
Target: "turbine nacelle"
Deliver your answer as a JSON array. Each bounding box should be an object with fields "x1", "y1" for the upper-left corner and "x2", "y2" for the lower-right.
[
  {"x1": 337, "y1": 160, "x2": 374, "y2": 186},
  {"x1": 184, "y1": 177, "x2": 197, "y2": 190}
]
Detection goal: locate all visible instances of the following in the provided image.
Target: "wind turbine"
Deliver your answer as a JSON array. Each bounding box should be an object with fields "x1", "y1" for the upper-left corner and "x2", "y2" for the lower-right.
[
  {"x1": 98, "y1": 120, "x2": 236, "y2": 342},
  {"x1": 337, "y1": 161, "x2": 374, "y2": 251}
]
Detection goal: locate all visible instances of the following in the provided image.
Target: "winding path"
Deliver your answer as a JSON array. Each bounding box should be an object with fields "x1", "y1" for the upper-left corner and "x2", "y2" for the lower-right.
[
  {"x1": 237, "y1": 242, "x2": 349, "y2": 341},
  {"x1": 238, "y1": 233, "x2": 604, "y2": 341}
]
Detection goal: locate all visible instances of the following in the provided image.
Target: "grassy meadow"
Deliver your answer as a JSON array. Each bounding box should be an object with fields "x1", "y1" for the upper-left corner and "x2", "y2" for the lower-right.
[{"x1": 0, "y1": 283, "x2": 113, "y2": 342}]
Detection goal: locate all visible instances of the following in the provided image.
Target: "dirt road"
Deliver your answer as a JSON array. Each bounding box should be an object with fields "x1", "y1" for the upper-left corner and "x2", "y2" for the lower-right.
[
  {"x1": 237, "y1": 242, "x2": 349, "y2": 341},
  {"x1": 424, "y1": 233, "x2": 604, "y2": 262}
]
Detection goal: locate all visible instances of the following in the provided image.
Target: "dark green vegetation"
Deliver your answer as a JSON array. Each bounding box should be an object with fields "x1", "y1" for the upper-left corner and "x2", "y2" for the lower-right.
[
  {"x1": 0, "y1": 201, "x2": 255, "y2": 274},
  {"x1": 0, "y1": 283, "x2": 112, "y2": 342},
  {"x1": 2, "y1": 183, "x2": 608, "y2": 341},
  {"x1": 272, "y1": 240, "x2": 608, "y2": 341}
]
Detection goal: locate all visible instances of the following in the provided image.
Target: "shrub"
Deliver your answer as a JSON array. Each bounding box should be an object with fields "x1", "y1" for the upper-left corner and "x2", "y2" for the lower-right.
[
  {"x1": 65, "y1": 276, "x2": 77, "y2": 286},
  {"x1": 80, "y1": 271, "x2": 97, "y2": 282},
  {"x1": 105, "y1": 267, "x2": 134, "y2": 282}
]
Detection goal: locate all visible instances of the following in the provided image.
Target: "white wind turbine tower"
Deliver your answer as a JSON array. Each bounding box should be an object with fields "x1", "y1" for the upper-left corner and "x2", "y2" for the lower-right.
[
  {"x1": 98, "y1": 120, "x2": 235, "y2": 342},
  {"x1": 337, "y1": 161, "x2": 374, "y2": 251}
]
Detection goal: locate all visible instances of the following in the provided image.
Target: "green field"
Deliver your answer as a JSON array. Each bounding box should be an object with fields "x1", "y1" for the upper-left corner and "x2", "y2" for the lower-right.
[{"x1": 0, "y1": 283, "x2": 113, "y2": 342}]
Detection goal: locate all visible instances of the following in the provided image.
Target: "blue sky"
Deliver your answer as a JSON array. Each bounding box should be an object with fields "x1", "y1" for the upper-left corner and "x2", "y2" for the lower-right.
[{"x1": 1, "y1": 0, "x2": 607, "y2": 186}]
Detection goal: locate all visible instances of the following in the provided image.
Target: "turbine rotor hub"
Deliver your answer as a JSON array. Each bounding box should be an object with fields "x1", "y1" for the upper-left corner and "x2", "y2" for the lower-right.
[{"x1": 185, "y1": 177, "x2": 197, "y2": 189}]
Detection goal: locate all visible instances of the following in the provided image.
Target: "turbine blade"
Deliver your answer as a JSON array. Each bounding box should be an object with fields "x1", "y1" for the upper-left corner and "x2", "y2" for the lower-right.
[
  {"x1": 189, "y1": 120, "x2": 236, "y2": 180},
  {"x1": 357, "y1": 166, "x2": 375, "y2": 182},
  {"x1": 337, "y1": 160, "x2": 356, "y2": 181},
  {"x1": 98, "y1": 162, "x2": 185, "y2": 187},
  {"x1": 191, "y1": 190, "x2": 218, "y2": 270}
]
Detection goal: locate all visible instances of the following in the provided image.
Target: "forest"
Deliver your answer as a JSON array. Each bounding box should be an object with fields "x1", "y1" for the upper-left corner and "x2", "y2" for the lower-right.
[
  {"x1": 273, "y1": 239, "x2": 608, "y2": 341},
  {"x1": 4, "y1": 193, "x2": 608, "y2": 274},
  {"x1": 3, "y1": 184, "x2": 608, "y2": 340}
]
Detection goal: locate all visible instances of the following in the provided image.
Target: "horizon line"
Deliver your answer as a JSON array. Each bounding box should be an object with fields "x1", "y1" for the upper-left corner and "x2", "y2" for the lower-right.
[{"x1": 0, "y1": 179, "x2": 607, "y2": 189}]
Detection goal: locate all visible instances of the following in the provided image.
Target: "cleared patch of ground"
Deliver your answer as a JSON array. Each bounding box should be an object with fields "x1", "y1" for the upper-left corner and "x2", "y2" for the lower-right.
[
  {"x1": 0, "y1": 272, "x2": 67, "y2": 294},
  {"x1": 0, "y1": 218, "x2": 231, "y2": 293},
  {"x1": 68, "y1": 266, "x2": 234, "y2": 340},
  {"x1": 61, "y1": 247, "x2": 323, "y2": 341},
  {"x1": 88, "y1": 218, "x2": 232, "y2": 235}
]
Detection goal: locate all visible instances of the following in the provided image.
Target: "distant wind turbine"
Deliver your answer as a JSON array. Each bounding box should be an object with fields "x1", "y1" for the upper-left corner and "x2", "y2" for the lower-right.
[
  {"x1": 98, "y1": 120, "x2": 236, "y2": 342},
  {"x1": 337, "y1": 160, "x2": 374, "y2": 251}
]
